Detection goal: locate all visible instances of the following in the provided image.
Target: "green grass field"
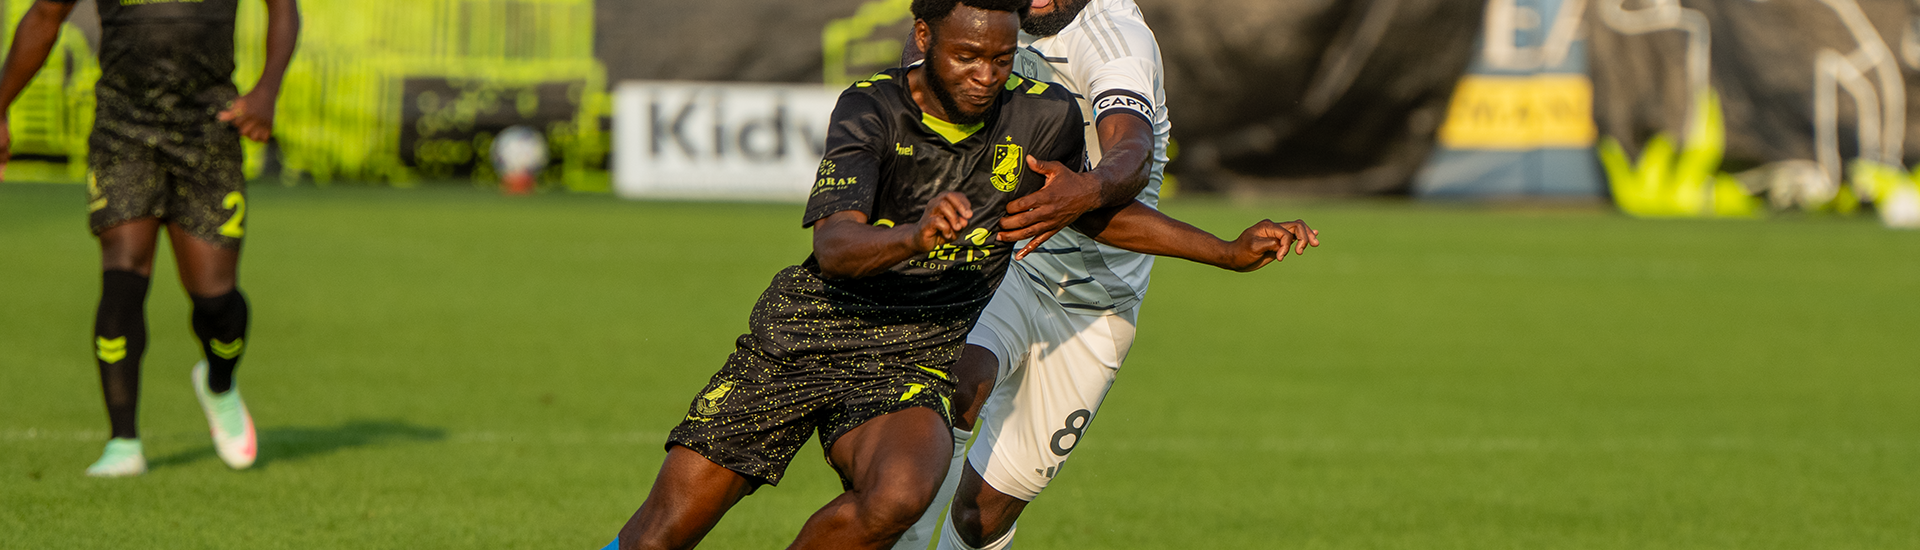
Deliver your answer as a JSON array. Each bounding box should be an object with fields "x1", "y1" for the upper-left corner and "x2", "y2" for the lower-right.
[{"x1": 3, "y1": 182, "x2": 1917, "y2": 549}]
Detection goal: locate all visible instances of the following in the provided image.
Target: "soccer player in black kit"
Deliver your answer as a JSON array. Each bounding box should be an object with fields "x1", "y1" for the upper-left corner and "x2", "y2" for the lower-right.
[
  {"x1": 0, "y1": 0, "x2": 299, "y2": 476},
  {"x1": 608, "y1": 1, "x2": 1316, "y2": 548}
]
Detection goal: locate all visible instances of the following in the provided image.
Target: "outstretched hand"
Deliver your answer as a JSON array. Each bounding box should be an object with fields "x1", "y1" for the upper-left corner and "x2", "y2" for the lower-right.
[
  {"x1": 1220, "y1": 219, "x2": 1320, "y2": 272},
  {"x1": 218, "y1": 90, "x2": 276, "y2": 143},
  {"x1": 1002, "y1": 155, "x2": 1102, "y2": 259},
  {"x1": 912, "y1": 191, "x2": 974, "y2": 252}
]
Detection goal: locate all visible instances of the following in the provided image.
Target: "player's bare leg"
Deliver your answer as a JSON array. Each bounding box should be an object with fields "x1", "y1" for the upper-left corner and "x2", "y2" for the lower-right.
[
  {"x1": 950, "y1": 345, "x2": 997, "y2": 431},
  {"x1": 166, "y1": 223, "x2": 239, "y2": 297},
  {"x1": 100, "y1": 219, "x2": 164, "y2": 276},
  {"x1": 789, "y1": 407, "x2": 952, "y2": 550},
  {"x1": 941, "y1": 463, "x2": 1027, "y2": 549},
  {"x1": 926, "y1": 347, "x2": 1030, "y2": 547},
  {"x1": 891, "y1": 345, "x2": 998, "y2": 549},
  {"x1": 617, "y1": 446, "x2": 756, "y2": 550}
]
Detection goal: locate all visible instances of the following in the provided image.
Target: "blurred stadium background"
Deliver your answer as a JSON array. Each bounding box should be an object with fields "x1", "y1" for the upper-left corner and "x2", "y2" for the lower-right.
[
  {"x1": 3, "y1": 0, "x2": 1918, "y2": 548},
  {"x1": 7, "y1": 0, "x2": 1920, "y2": 217}
]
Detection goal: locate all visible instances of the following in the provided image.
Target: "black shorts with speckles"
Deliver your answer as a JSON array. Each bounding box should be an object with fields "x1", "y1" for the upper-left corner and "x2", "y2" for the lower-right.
[
  {"x1": 666, "y1": 339, "x2": 955, "y2": 490},
  {"x1": 85, "y1": 112, "x2": 246, "y2": 249}
]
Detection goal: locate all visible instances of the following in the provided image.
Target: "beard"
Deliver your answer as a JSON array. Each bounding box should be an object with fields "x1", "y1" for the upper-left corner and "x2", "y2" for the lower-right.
[
  {"x1": 925, "y1": 56, "x2": 993, "y2": 126},
  {"x1": 1021, "y1": 0, "x2": 1091, "y2": 37}
]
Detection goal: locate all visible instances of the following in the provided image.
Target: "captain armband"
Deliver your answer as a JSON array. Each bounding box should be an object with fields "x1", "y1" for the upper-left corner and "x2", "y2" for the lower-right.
[{"x1": 1091, "y1": 89, "x2": 1154, "y2": 126}]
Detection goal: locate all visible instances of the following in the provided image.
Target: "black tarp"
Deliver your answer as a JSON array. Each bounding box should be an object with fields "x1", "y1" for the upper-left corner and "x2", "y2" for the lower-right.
[
  {"x1": 1140, "y1": 0, "x2": 1486, "y2": 194},
  {"x1": 594, "y1": 0, "x2": 1920, "y2": 196},
  {"x1": 1589, "y1": 0, "x2": 1920, "y2": 170},
  {"x1": 594, "y1": 0, "x2": 1488, "y2": 195}
]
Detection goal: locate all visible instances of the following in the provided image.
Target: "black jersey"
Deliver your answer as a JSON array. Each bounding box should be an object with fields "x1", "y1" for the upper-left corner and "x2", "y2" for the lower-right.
[
  {"x1": 54, "y1": 0, "x2": 240, "y2": 127},
  {"x1": 743, "y1": 66, "x2": 1085, "y2": 370}
]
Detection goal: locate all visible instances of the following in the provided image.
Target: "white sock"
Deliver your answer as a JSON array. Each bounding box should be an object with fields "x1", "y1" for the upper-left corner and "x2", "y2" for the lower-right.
[
  {"x1": 890, "y1": 427, "x2": 974, "y2": 550},
  {"x1": 937, "y1": 513, "x2": 1016, "y2": 550}
]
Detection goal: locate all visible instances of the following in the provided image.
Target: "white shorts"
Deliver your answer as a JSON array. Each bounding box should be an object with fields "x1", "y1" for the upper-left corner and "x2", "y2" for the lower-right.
[{"x1": 965, "y1": 271, "x2": 1139, "y2": 501}]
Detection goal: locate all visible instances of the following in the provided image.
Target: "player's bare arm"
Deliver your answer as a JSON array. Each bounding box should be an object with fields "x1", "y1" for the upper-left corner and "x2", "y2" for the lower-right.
[
  {"x1": 812, "y1": 192, "x2": 975, "y2": 279},
  {"x1": 218, "y1": 0, "x2": 301, "y2": 143},
  {"x1": 0, "y1": 0, "x2": 77, "y2": 169},
  {"x1": 999, "y1": 113, "x2": 1155, "y2": 256},
  {"x1": 1071, "y1": 201, "x2": 1321, "y2": 272}
]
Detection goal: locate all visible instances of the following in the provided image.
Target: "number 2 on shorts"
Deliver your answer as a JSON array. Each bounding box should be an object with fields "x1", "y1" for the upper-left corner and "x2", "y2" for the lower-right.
[{"x1": 219, "y1": 191, "x2": 246, "y2": 238}]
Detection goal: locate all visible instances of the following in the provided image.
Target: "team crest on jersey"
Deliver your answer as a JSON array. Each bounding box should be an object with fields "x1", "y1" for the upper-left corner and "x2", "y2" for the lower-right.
[
  {"x1": 991, "y1": 140, "x2": 1023, "y2": 192},
  {"x1": 694, "y1": 380, "x2": 736, "y2": 415}
]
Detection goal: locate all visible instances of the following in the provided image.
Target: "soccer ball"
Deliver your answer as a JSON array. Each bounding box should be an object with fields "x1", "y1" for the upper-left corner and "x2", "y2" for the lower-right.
[{"x1": 493, "y1": 125, "x2": 549, "y2": 194}]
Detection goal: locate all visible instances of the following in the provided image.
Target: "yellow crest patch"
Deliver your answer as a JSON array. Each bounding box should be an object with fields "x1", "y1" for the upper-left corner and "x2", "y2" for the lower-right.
[
  {"x1": 695, "y1": 380, "x2": 735, "y2": 416},
  {"x1": 991, "y1": 141, "x2": 1023, "y2": 192}
]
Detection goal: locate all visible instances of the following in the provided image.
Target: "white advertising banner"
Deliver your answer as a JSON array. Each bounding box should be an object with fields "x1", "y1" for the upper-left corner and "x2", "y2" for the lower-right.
[{"x1": 613, "y1": 81, "x2": 841, "y2": 202}]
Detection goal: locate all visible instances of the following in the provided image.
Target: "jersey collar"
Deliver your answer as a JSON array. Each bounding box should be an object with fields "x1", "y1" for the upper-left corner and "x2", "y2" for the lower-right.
[
  {"x1": 902, "y1": 62, "x2": 988, "y2": 144},
  {"x1": 920, "y1": 113, "x2": 984, "y2": 144}
]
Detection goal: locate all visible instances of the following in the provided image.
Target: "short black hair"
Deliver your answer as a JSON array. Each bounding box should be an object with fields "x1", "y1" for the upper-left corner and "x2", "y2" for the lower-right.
[{"x1": 911, "y1": 0, "x2": 1030, "y2": 24}]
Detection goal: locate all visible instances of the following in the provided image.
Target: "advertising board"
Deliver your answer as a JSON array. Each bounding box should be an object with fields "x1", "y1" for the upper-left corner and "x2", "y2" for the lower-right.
[{"x1": 613, "y1": 81, "x2": 840, "y2": 202}]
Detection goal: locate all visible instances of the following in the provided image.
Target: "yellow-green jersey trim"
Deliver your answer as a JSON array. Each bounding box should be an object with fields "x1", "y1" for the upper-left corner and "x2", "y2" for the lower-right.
[{"x1": 921, "y1": 113, "x2": 984, "y2": 144}]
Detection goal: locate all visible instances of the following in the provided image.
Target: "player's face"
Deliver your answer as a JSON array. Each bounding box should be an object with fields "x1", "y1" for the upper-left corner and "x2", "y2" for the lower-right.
[
  {"x1": 923, "y1": 5, "x2": 1019, "y2": 125},
  {"x1": 1022, "y1": 0, "x2": 1090, "y2": 36}
]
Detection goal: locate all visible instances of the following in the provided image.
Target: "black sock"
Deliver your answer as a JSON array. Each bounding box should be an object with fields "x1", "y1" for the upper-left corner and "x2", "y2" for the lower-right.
[
  {"x1": 95, "y1": 270, "x2": 150, "y2": 440},
  {"x1": 190, "y1": 289, "x2": 249, "y2": 393}
]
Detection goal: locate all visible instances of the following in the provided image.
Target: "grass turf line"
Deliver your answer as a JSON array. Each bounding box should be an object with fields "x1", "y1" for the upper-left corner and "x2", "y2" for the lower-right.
[{"x1": 1, "y1": 183, "x2": 1916, "y2": 549}]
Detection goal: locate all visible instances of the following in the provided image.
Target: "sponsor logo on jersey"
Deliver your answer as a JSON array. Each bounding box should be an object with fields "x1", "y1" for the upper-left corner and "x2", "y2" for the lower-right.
[
  {"x1": 924, "y1": 228, "x2": 996, "y2": 266},
  {"x1": 966, "y1": 227, "x2": 990, "y2": 245},
  {"x1": 694, "y1": 380, "x2": 735, "y2": 415},
  {"x1": 895, "y1": 143, "x2": 913, "y2": 156},
  {"x1": 992, "y1": 139, "x2": 1023, "y2": 192},
  {"x1": 812, "y1": 176, "x2": 858, "y2": 195}
]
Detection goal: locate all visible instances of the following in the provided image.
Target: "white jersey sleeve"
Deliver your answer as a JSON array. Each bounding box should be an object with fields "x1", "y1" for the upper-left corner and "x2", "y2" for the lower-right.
[
  {"x1": 1089, "y1": 56, "x2": 1159, "y2": 126},
  {"x1": 1014, "y1": 0, "x2": 1171, "y2": 314}
]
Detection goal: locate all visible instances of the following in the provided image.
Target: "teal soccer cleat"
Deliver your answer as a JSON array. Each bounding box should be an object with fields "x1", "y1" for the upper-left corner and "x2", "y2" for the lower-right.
[
  {"x1": 193, "y1": 361, "x2": 257, "y2": 469},
  {"x1": 85, "y1": 438, "x2": 146, "y2": 477}
]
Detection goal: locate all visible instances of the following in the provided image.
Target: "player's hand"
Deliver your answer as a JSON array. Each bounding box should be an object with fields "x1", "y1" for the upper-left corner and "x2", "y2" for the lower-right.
[
  {"x1": 1220, "y1": 219, "x2": 1320, "y2": 272},
  {"x1": 1001, "y1": 155, "x2": 1103, "y2": 259},
  {"x1": 218, "y1": 90, "x2": 276, "y2": 143},
  {"x1": 912, "y1": 191, "x2": 973, "y2": 252}
]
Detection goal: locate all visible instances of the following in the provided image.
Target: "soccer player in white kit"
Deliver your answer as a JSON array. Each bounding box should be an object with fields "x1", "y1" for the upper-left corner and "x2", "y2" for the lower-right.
[{"x1": 891, "y1": 0, "x2": 1318, "y2": 548}]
